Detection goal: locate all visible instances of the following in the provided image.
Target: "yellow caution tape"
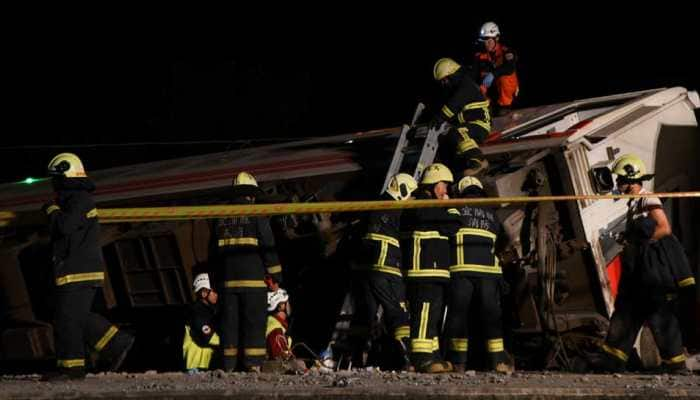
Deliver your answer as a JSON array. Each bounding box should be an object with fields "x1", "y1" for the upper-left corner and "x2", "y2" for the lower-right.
[{"x1": 1, "y1": 191, "x2": 699, "y2": 225}]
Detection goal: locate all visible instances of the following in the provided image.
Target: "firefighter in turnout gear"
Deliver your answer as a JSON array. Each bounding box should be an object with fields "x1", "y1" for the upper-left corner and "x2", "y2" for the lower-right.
[
  {"x1": 360, "y1": 173, "x2": 417, "y2": 368},
  {"x1": 432, "y1": 57, "x2": 491, "y2": 177},
  {"x1": 590, "y1": 155, "x2": 694, "y2": 374},
  {"x1": 402, "y1": 164, "x2": 457, "y2": 373},
  {"x1": 42, "y1": 153, "x2": 134, "y2": 381},
  {"x1": 212, "y1": 171, "x2": 283, "y2": 372},
  {"x1": 474, "y1": 21, "x2": 519, "y2": 115},
  {"x1": 443, "y1": 176, "x2": 514, "y2": 373},
  {"x1": 183, "y1": 274, "x2": 220, "y2": 372}
]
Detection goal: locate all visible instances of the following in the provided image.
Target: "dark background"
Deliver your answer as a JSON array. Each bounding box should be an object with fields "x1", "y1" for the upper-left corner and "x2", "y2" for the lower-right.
[{"x1": 3, "y1": 8, "x2": 698, "y2": 183}]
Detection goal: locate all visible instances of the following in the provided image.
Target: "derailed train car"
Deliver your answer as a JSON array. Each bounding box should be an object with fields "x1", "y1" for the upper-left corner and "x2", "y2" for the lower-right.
[{"x1": 0, "y1": 87, "x2": 698, "y2": 372}]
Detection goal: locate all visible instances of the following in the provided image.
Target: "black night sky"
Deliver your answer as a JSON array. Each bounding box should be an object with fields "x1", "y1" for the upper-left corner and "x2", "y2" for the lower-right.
[{"x1": 3, "y1": 8, "x2": 699, "y2": 184}]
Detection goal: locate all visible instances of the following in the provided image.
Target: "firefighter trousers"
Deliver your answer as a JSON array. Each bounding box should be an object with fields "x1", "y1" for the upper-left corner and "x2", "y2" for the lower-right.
[
  {"x1": 407, "y1": 282, "x2": 446, "y2": 366},
  {"x1": 444, "y1": 276, "x2": 507, "y2": 365},
  {"x1": 54, "y1": 284, "x2": 124, "y2": 371},
  {"x1": 221, "y1": 289, "x2": 267, "y2": 371},
  {"x1": 365, "y1": 272, "x2": 410, "y2": 342},
  {"x1": 603, "y1": 296, "x2": 686, "y2": 366}
]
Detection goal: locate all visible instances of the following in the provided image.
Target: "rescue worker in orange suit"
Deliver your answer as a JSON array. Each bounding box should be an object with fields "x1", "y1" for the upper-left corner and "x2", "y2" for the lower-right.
[
  {"x1": 474, "y1": 22, "x2": 519, "y2": 116},
  {"x1": 443, "y1": 176, "x2": 514, "y2": 373},
  {"x1": 401, "y1": 164, "x2": 457, "y2": 373},
  {"x1": 211, "y1": 171, "x2": 283, "y2": 372},
  {"x1": 589, "y1": 155, "x2": 694, "y2": 374},
  {"x1": 266, "y1": 288, "x2": 292, "y2": 360},
  {"x1": 183, "y1": 273, "x2": 220, "y2": 373},
  {"x1": 42, "y1": 153, "x2": 134, "y2": 381},
  {"x1": 432, "y1": 58, "x2": 491, "y2": 177},
  {"x1": 359, "y1": 173, "x2": 418, "y2": 368}
]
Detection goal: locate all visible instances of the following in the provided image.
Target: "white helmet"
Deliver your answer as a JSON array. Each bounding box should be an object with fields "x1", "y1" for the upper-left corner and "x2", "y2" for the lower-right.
[
  {"x1": 479, "y1": 21, "x2": 500, "y2": 40},
  {"x1": 267, "y1": 288, "x2": 289, "y2": 312},
  {"x1": 386, "y1": 173, "x2": 418, "y2": 201},
  {"x1": 193, "y1": 273, "x2": 211, "y2": 293}
]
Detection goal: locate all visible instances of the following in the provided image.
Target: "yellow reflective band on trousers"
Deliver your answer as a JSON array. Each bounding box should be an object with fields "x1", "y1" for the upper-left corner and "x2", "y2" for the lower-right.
[
  {"x1": 678, "y1": 277, "x2": 695, "y2": 287},
  {"x1": 411, "y1": 339, "x2": 434, "y2": 354},
  {"x1": 95, "y1": 326, "x2": 118, "y2": 352},
  {"x1": 372, "y1": 265, "x2": 403, "y2": 278},
  {"x1": 183, "y1": 325, "x2": 218, "y2": 370},
  {"x1": 470, "y1": 120, "x2": 491, "y2": 132},
  {"x1": 55, "y1": 272, "x2": 104, "y2": 286},
  {"x1": 267, "y1": 265, "x2": 282, "y2": 274},
  {"x1": 245, "y1": 348, "x2": 267, "y2": 357},
  {"x1": 86, "y1": 208, "x2": 98, "y2": 218},
  {"x1": 224, "y1": 280, "x2": 267, "y2": 288},
  {"x1": 456, "y1": 135, "x2": 478, "y2": 154},
  {"x1": 602, "y1": 344, "x2": 628, "y2": 362},
  {"x1": 449, "y1": 264, "x2": 502, "y2": 274},
  {"x1": 419, "y1": 303, "x2": 429, "y2": 340},
  {"x1": 218, "y1": 237, "x2": 258, "y2": 247},
  {"x1": 432, "y1": 337, "x2": 440, "y2": 351},
  {"x1": 441, "y1": 105, "x2": 455, "y2": 119},
  {"x1": 449, "y1": 338, "x2": 468, "y2": 352},
  {"x1": 223, "y1": 347, "x2": 238, "y2": 356},
  {"x1": 487, "y1": 338, "x2": 504, "y2": 353},
  {"x1": 365, "y1": 233, "x2": 400, "y2": 247},
  {"x1": 57, "y1": 359, "x2": 85, "y2": 368},
  {"x1": 664, "y1": 354, "x2": 687, "y2": 364},
  {"x1": 394, "y1": 325, "x2": 410, "y2": 341}
]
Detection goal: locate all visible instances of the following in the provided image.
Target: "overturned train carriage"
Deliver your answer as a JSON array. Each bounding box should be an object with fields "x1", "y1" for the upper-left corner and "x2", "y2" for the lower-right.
[{"x1": 0, "y1": 87, "x2": 698, "y2": 372}]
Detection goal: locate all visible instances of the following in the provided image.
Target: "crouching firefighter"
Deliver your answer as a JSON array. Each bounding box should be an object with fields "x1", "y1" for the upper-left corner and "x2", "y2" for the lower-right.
[
  {"x1": 212, "y1": 171, "x2": 283, "y2": 372},
  {"x1": 183, "y1": 273, "x2": 220, "y2": 373},
  {"x1": 590, "y1": 155, "x2": 694, "y2": 374},
  {"x1": 443, "y1": 177, "x2": 514, "y2": 373},
  {"x1": 432, "y1": 57, "x2": 492, "y2": 177},
  {"x1": 360, "y1": 173, "x2": 417, "y2": 368},
  {"x1": 43, "y1": 153, "x2": 134, "y2": 381},
  {"x1": 402, "y1": 164, "x2": 457, "y2": 373}
]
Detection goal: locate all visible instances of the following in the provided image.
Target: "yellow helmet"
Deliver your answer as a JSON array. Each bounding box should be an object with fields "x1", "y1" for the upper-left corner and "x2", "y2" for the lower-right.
[
  {"x1": 47, "y1": 153, "x2": 86, "y2": 178},
  {"x1": 612, "y1": 154, "x2": 649, "y2": 180},
  {"x1": 433, "y1": 58, "x2": 461, "y2": 81},
  {"x1": 457, "y1": 176, "x2": 483, "y2": 193},
  {"x1": 421, "y1": 163, "x2": 454, "y2": 185},
  {"x1": 386, "y1": 173, "x2": 418, "y2": 201},
  {"x1": 233, "y1": 171, "x2": 259, "y2": 187},
  {"x1": 231, "y1": 171, "x2": 263, "y2": 197}
]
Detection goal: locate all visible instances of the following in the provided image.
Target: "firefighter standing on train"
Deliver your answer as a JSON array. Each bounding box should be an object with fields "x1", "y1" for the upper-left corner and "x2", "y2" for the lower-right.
[{"x1": 432, "y1": 57, "x2": 492, "y2": 177}]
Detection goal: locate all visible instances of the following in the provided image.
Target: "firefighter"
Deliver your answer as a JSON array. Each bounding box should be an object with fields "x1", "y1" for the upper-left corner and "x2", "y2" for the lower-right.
[
  {"x1": 183, "y1": 273, "x2": 220, "y2": 373},
  {"x1": 443, "y1": 176, "x2": 514, "y2": 373},
  {"x1": 359, "y1": 173, "x2": 417, "y2": 368},
  {"x1": 474, "y1": 21, "x2": 519, "y2": 116},
  {"x1": 432, "y1": 57, "x2": 491, "y2": 177},
  {"x1": 402, "y1": 164, "x2": 457, "y2": 373},
  {"x1": 590, "y1": 154, "x2": 694, "y2": 373},
  {"x1": 266, "y1": 288, "x2": 292, "y2": 360},
  {"x1": 212, "y1": 171, "x2": 283, "y2": 372},
  {"x1": 42, "y1": 153, "x2": 134, "y2": 381}
]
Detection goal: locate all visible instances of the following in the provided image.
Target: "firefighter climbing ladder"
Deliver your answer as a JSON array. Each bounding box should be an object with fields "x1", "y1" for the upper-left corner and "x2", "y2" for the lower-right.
[{"x1": 380, "y1": 103, "x2": 449, "y2": 194}]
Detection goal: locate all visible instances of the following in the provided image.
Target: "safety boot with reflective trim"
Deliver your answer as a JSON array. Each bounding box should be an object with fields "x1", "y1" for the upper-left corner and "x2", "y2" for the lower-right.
[
  {"x1": 417, "y1": 360, "x2": 453, "y2": 373},
  {"x1": 488, "y1": 351, "x2": 515, "y2": 374}
]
